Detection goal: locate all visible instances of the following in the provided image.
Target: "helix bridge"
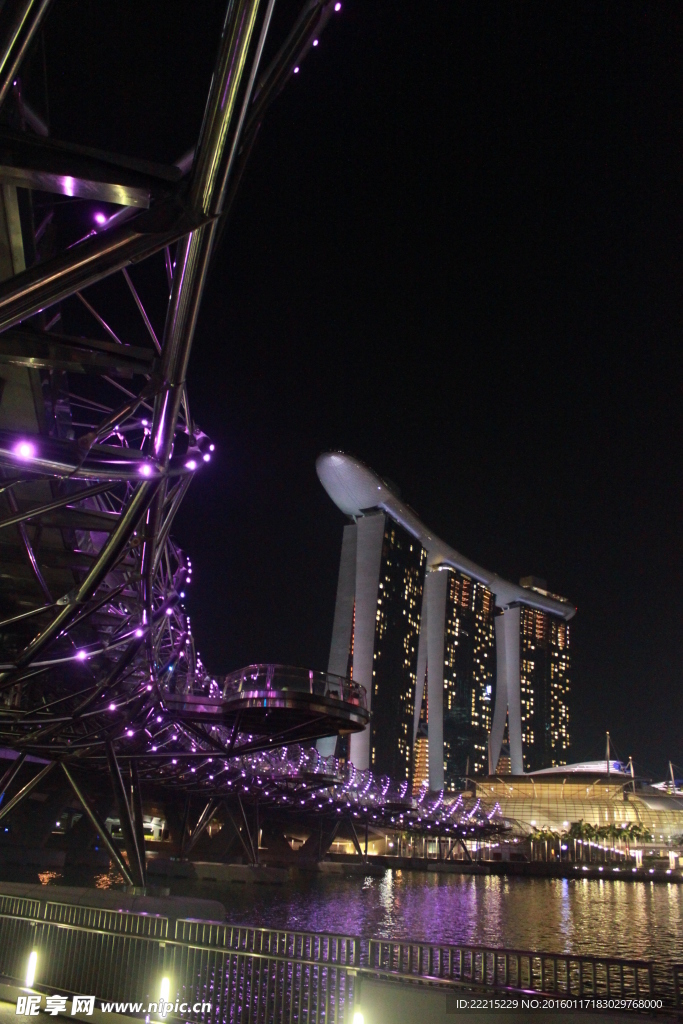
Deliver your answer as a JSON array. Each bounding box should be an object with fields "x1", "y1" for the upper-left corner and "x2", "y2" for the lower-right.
[{"x1": 0, "y1": 0, "x2": 507, "y2": 886}]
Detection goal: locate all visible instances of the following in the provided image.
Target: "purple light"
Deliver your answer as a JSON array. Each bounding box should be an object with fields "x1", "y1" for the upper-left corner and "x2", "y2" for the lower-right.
[
  {"x1": 146, "y1": 684, "x2": 152, "y2": 691},
  {"x1": 202, "y1": 453, "x2": 210, "y2": 462},
  {"x1": 172, "y1": 759, "x2": 177, "y2": 764},
  {"x1": 180, "y1": 592, "x2": 185, "y2": 598},
  {"x1": 14, "y1": 440, "x2": 36, "y2": 460},
  {"x1": 293, "y1": 66, "x2": 300, "y2": 74},
  {"x1": 94, "y1": 212, "x2": 107, "y2": 226},
  {"x1": 156, "y1": 716, "x2": 162, "y2": 723},
  {"x1": 165, "y1": 607, "x2": 173, "y2": 615},
  {"x1": 76, "y1": 650, "x2": 87, "y2": 661},
  {"x1": 209, "y1": 444, "x2": 215, "y2": 451},
  {"x1": 140, "y1": 463, "x2": 153, "y2": 477},
  {"x1": 313, "y1": 39, "x2": 319, "y2": 46},
  {"x1": 109, "y1": 703, "x2": 116, "y2": 711},
  {"x1": 185, "y1": 459, "x2": 197, "y2": 471},
  {"x1": 334, "y1": 2, "x2": 341, "y2": 9},
  {"x1": 141, "y1": 419, "x2": 149, "y2": 427},
  {"x1": 135, "y1": 628, "x2": 143, "y2": 637},
  {"x1": 126, "y1": 729, "x2": 134, "y2": 737}
]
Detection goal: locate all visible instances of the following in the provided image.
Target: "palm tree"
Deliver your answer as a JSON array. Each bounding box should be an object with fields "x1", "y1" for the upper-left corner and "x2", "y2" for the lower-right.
[
  {"x1": 565, "y1": 821, "x2": 587, "y2": 862},
  {"x1": 530, "y1": 827, "x2": 560, "y2": 862},
  {"x1": 563, "y1": 820, "x2": 602, "y2": 862}
]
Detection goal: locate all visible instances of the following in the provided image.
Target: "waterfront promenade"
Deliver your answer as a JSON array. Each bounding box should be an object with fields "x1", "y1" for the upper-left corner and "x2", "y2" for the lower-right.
[{"x1": 0, "y1": 882, "x2": 678, "y2": 1023}]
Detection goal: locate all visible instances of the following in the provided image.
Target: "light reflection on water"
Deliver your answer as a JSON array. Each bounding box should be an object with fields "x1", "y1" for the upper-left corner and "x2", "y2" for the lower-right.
[
  {"x1": 5, "y1": 865, "x2": 683, "y2": 968},
  {"x1": 182, "y1": 872, "x2": 683, "y2": 970}
]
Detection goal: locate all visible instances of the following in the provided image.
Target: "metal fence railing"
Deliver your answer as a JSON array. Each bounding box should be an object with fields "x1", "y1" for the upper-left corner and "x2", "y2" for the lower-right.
[
  {"x1": 673, "y1": 964, "x2": 683, "y2": 1009},
  {"x1": 0, "y1": 897, "x2": 674, "y2": 1021},
  {"x1": 0, "y1": 903, "x2": 361, "y2": 1023},
  {"x1": 368, "y1": 939, "x2": 655, "y2": 1001}
]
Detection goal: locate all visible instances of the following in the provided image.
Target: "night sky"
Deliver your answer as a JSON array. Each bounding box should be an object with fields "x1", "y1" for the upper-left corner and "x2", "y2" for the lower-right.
[{"x1": 38, "y1": 2, "x2": 682, "y2": 775}]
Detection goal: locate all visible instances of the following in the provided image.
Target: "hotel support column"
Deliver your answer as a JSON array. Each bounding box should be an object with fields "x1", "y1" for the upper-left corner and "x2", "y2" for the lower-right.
[
  {"x1": 348, "y1": 512, "x2": 385, "y2": 771},
  {"x1": 489, "y1": 605, "x2": 523, "y2": 774},
  {"x1": 317, "y1": 523, "x2": 357, "y2": 757}
]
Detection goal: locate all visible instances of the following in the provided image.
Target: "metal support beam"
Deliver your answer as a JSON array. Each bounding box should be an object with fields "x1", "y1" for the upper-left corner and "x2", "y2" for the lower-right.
[
  {"x1": 347, "y1": 816, "x2": 364, "y2": 860},
  {"x1": 0, "y1": 325, "x2": 157, "y2": 376},
  {"x1": 6, "y1": 487, "x2": 52, "y2": 601},
  {"x1": 0, "y1": 760, "x2": 53, "y2": 822},
  {"x1": 458, "y1": 837, "x2": 472, "y2": 864},
  {"x1": 0, "y1": 750, "x2": 26, "y2": 803},
  {"x1": 237, "y1": 794, "x2": 257, "y2": 865},
  {"x1": 0, "y1": 481, "x2": 116, "y2": 529},
  {"x1": 324, "y1": 819, "x2": 340, "y2": 860},
  {"x1": 105, "y1": 741, "x2": 145, "y2": 887},
  {"x1": 0, "y1": 479, "x2": 158, "y2": 688},
  {"x1": 0, "y1": 0, "x2": 52, "y2": 109},
  {"x1": 0, "y1": 127, "x2": 183, "y2": 206},
  {"x1": 130, "y1": 760, "x2": 146, "y2": 885},
  {"x1": 183, "y1": 796, "x2": 218, "y2": 856},
  {"x1": 179, "y1": 794, "x2": 191, "y2": 855},
  {"x1": 19, "y1": 634, "x2": 145, "y2": 745},
  {"x1": 0, "y1": 200, "x2": 209, "y2": 335},
  {"x1": 61, "y1": 763, "x2": 134, "y2": 885},
  {"x1": 144, "y1": 0, "x2": 276, "y2": 588},
  {"x1": 223, "y1": 803, "x2": 255, "y2": 864}
]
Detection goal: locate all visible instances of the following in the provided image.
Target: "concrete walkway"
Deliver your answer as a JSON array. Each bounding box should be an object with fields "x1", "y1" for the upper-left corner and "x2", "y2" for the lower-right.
[{"x1": 357, "y1": 978, "x2": 676, "y2": 1023}]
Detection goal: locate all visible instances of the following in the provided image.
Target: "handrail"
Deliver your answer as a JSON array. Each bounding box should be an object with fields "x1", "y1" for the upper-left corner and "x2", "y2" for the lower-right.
[
  {"x1": 368, "y1": 937, "x2": 655, "y2": 1000},
  {"x1": 219, "y1": 663, "x2": 367, "y2": 708},
  {"x1": 0, "y1": 899, "x2": 675, "y2": 1017}
]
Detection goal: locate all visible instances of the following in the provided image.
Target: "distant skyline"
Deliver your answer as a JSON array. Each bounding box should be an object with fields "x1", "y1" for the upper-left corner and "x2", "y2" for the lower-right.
[{"x1": 43, "y1": 1, "x2": 683, "y2": 776}]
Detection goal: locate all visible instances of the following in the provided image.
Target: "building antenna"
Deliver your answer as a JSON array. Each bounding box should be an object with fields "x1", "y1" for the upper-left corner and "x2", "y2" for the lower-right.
[
  {"x1": 670, "y1": 760, "x2": 675, "y2": 791},
  {"x1": 629, "y1": 755, "x2": 635, "y2": 795},
  {"x1": 606, "y1": 731, "x2": 610, "y2": 777}
]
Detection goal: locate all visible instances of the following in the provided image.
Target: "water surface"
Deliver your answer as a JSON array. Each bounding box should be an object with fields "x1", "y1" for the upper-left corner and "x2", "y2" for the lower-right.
[{"x1": 3, "y1": 864, "x2": 681, "y2": 971}]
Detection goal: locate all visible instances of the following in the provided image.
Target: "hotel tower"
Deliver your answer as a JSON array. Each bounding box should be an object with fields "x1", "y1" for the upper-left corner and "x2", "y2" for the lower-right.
[{"x1": 316, "y1": 453, "x2": 575, "y2": 787}]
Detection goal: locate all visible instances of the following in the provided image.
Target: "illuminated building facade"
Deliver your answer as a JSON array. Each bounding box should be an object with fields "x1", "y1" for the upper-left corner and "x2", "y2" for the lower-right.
[
  {"x1": 370, "y1": 517, "x2": 426, "y2": 779},
  {"x1": 317, "y1": 453, "x2": 575, "y2": 784},
  {"x1": 518, "y1": 578, "x2": 571, "y2": 771},
  {"x1": 417, "y1": 568, "x2": 496, "y2": 789},
  {"x1": 317, "y1": 510, "x2": 426, "y2": 783},
  {"x1": 412, "y1": 680, "x2": 429, "y2": 794},
  {"x1": 443, "y1": 570, "x2": 495, "y2": 782},
  {"x1": 473, "y1": 765, "x2": 683, "y2": 841}
]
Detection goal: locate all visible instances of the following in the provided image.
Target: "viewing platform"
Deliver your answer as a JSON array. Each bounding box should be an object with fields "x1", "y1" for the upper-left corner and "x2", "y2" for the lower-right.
[{"x1": 163, "y1": 665, "x2": 369, "y2": 749}]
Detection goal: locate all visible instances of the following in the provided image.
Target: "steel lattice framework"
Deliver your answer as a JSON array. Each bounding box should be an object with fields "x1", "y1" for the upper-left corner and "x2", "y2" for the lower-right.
[{"x1": 0, "y1": 0, "x2": 508, "y2": 885}]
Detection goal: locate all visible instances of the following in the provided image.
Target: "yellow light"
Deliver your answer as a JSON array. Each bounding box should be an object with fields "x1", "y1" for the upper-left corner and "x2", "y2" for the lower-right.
[
  {"x1": 160, "y1": 977, "x2": 170, "y2": 1002},
  {"x1": 352, "y1": 1012, "x2": 364, "y2": 1024},
  {"x1": 25, "y1": 951, "x2": 37, "y2": 988}
]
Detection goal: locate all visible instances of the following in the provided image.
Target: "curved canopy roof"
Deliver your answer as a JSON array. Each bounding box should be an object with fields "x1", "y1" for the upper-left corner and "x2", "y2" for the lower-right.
[{"x1": 317, "y1": 451, "x2": 575, "y2": 621}]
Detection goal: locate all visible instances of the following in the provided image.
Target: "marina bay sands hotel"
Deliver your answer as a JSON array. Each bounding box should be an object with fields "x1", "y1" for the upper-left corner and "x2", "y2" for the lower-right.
[{"x1": 316, "y1": 452, "x2": 575, "y2": 790}]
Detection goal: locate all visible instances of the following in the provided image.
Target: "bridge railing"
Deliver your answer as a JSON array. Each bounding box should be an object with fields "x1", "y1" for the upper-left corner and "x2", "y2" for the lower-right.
[
  {"x1": 220, "y1": 664, "x2": 367, "y2": 708},
  {"x1": 0, "y1": 897, "x2": 672, "y2": 1022}
]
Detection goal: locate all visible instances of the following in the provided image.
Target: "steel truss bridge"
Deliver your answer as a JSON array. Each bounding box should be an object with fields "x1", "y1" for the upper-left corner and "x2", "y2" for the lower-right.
[{"x1": 0, "y1": 0, "x2": 508, "y2": 888}]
